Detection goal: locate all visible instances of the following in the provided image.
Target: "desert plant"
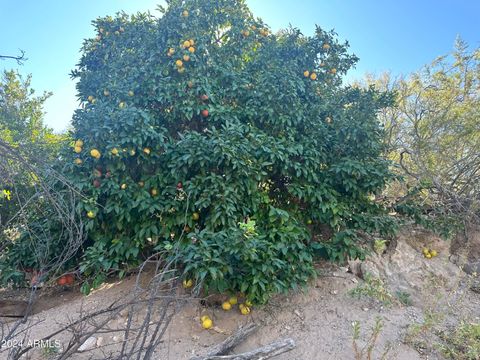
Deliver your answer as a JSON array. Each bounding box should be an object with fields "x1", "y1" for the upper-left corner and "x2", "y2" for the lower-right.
[
  {"x1": 352, "y1": 317, "x2": 391, "y2": 360},
  {"x1": 439, "y1": 322, "x2": 480, "y2": 360},
  {"x1": 350, "y1": 273, "x2": 394, "y2": 306}
]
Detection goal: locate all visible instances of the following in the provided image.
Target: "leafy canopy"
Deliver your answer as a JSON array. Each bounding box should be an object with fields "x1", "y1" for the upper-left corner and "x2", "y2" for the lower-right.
[{"x1": 66, "y1": 0, "x2": 394, "y2": 302}]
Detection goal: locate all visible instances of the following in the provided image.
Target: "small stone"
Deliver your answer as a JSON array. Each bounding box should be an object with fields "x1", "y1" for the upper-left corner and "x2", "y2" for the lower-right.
[
  {"x1": 351, "y1": 278, "x2": 358, "y2": 284},
  {"x1": 294, "y1": 309, "x2": 303, "y2": 319},
  {"x1": 285, "y1": 325, "x2": 291, "y2": 330},
  {"x1": 363, "y1": 307, "x2": 369, "y2": 311},
  {"x1": 78, "y1": 337, "x2": 97, "y2": 352},
  {"x1": 330, "y1": 290, "x2": 338, "y2": 295},
  {"x1": 96, "y1": 337, "x2": 104, "y2": 347}
]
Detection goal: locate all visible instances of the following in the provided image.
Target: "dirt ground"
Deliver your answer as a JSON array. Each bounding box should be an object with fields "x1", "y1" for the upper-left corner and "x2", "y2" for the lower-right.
[{"x1": 2, "y1": 233, "x2": 479, "y2": 360}]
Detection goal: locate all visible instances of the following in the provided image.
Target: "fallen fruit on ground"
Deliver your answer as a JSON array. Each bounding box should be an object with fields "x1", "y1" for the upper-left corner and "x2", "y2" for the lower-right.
[
  {"x1": 202, "y1": 318, "x2": 213, "y2": 329},
  {"x1": 430, "y1": 249, "x2": 438, "y2": 257},
  {"x1": 222, "y1": 302, "x2": 232, "y2": 310},
  {"x1": 228, "y1": 296, "x2": 238, "y2": 305},
  {"x1": 200, "y1": 315, "x2": 210, "y2": 322},
  {"x1": 240, "y1": 305, "x2": 251, "y2": 315},
  {"x1": 183, "y1": 279, "x2": 193, "y2": 288}
]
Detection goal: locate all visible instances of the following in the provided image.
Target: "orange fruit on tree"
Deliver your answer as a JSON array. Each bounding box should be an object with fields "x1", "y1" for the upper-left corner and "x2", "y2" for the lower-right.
[
  {"x1": 175, "y1": 59, "x2": 183, "y2": 67},
  {"x1": 143, "y1": 147, "x2": 151, "y2": 155},
  {"x1": 121, "y1": 183, "x2": 127, "y2": 190},
  {"x1": 182, "y1": 10, "x2": 189, "y2": 17},
  {"x1": 90, "y1": 149, "x2": 101, "y2": 159},
  {"x1": 87, "y1": 211, "x2": 95, "y2": 219},
  {"x1": 310, "y1": 72, "x2": 317, "y2": 80},
  {"x1": 150, "y1": 188, "x2": 158, "y2": 196},
  {"x1": 330, "y1": 68, "x2": 337, "y2": 74},
  {"x1": 128, "y1": 90, "x2": 134, "y2": 97},
  {"x1": 188, "y1": 46, "x2": 195, "y2": 53},
  {"x1": 183, "y1": 40, "x2": 191, "y2": 48},
  {"x1": 183, "y1": 54, "x2": 190, "y2": 62},
  {"x1": 192, "y1": 212, "x2": 200, "y2": 221},
  {"x1": 303, "y1": 70, "x2": 310, "y2": 77},
  {"x1": 323, "y1": 43, "x2": 331, "y2": 50},
  {"x1": 201, "y1": 109, "x2": 209, "y2": 117}
]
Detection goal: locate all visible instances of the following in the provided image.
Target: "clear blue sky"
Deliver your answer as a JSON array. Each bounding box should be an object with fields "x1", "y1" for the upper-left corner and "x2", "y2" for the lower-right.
[{"x1": 1, "y1": 0, "x2": 479, "y2": 132}]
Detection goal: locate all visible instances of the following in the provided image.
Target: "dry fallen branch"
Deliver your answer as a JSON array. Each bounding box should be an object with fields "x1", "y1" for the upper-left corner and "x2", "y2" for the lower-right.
[
  {"x1": 191, "y1": 323, "x2": 258, "y2": 360},
  {"x1": 193, "y1": 338, "x2": 296, "y2": 360}
]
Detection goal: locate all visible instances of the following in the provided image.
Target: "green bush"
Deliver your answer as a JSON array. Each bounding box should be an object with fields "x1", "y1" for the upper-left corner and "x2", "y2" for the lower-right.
[{"x1": 63, "y1": 0, "x2": 395, "y2": 300}]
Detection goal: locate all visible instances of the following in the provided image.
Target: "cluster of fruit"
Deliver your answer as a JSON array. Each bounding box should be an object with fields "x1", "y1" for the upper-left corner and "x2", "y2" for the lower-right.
[
  {"x1": 422, "y1": 247, "x2": 438, "y2": 259},
  {"x1": 303, "y1": 70, "x2": 317, "y2": 80},
  {"x1": 170, "y1": 38, "x2": 196, "y2": 74},
  {"x1": 241, "y1": 24, "x2": 269, "y2": 38},
  {"x1": 95, "y1": 26, "x2": 125, "y2": 41},
  {"x1": 221, "y1": 296, "x2": 252, "y2": 315},
  {"x1": 302, "y1": 43, "x2": 337, "y2": 80},
  {"x1": 199, "y1": 297, "x2": 253, "y2": 330}
]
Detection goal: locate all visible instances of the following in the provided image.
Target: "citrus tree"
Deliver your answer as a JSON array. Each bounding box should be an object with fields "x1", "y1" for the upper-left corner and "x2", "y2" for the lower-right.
[{"x1": 67, "y1": 0, "x2": 395, "y2": 302}]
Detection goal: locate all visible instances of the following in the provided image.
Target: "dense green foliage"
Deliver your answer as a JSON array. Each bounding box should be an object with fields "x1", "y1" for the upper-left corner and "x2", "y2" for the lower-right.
[
  {"x1": 0, "y1": 71, "x2": 67, "y2": 284},
  {"x1": 64, "y1": 0, "x2": 395, "y2": 301}
]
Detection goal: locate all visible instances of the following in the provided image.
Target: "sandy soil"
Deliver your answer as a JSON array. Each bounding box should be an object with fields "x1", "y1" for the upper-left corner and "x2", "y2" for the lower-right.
[{"x1": 2, "y1": 235, "x2": 479, "y2": 360}]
